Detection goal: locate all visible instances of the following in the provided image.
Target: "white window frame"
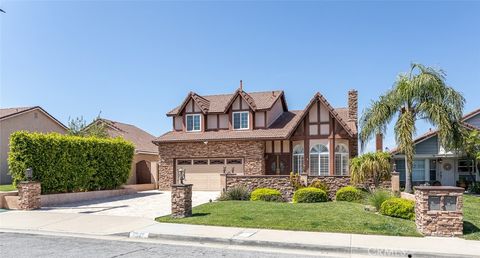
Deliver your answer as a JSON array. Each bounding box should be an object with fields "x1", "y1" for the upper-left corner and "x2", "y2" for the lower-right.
[
  {"x1": 232, "y1": 111, "x2": 249, "y2": 130},
  {"x1": 292, "y1": 145, "x2": 304, "y2": 174},
  {"x1": 186, "y1": 114, "x2": 201, "y2": 132},
  {"x1": 310, "y1": 144, "x2": 329, "y2": 176},
  {"x1": 335, "y1": 144, "x2": 349, "y2": 176}
]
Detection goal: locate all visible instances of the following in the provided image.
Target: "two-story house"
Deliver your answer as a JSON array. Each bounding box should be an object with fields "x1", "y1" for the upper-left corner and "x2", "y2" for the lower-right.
[{"x1": 154, "y1": 84, "x2": 358, "y2": 190}]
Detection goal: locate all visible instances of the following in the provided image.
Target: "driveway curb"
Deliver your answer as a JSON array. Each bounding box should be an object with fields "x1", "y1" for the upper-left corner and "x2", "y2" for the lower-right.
[{"x1": 128, "y1": 231, "x2": 475, "y2": 258}]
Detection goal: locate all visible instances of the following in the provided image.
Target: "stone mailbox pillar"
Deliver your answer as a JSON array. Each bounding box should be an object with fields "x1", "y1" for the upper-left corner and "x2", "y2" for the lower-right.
[
  {"x1": 17, "y1": 181, "x2": 41, "y2": 210},
  {"x1": 414, "y1": 186, "x2": 464, "y2": 237},
  {"x1": 171, "y1": 184, "x2": 193, "y2": 218},
  {"x1": 391, "y1": 171, "x2": 400, "y2": 193}
]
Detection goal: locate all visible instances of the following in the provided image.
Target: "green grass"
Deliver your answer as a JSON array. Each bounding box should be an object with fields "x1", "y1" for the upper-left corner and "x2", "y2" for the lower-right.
[
  {"x1": 0, "y1": 184, "x2": 16, "y2": 192},
  {"x1": 464, "y1": 195, "x2": 480, "y2": 240},
  {"x1": 157, "y1": 201, "x2": 421, "y2": 237}
]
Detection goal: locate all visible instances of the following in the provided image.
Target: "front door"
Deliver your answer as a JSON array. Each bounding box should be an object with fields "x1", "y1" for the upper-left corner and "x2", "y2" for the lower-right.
[
  {"x1": 265, "y1": 154, "x2": 291, "y2": 175},
  {"x1": 440, "y1": 159, "x2": 455, "y2": 186}
]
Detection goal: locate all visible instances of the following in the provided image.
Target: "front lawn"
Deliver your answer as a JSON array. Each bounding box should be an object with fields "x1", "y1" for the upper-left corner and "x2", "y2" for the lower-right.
[
  {"x1": 464, "y1": 195, "x2": 480, "y2": 240},
  {"x1": 0, "y1": 184, "x2": 16, "y2": 192},
  {"x1": 157, "y1": 201, "x2": 421, "y2": 237}
]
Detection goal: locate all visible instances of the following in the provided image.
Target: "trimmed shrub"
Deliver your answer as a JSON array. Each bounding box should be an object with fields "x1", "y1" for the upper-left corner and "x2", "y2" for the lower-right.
[
  {"x1": 218, "y1": 186, "x2": 250, "y2": 201},
  {"x1": 468, "y1": 182, "x2": 480, "y2": 194},
  {"x1": 293, "y1": 187, "x2": 328, "y2": 203},
  {"x1": 250, "y1": 188, "x2": 283, "y2": 202},
  {"x1": 368, "y1": 189, "x2": 393, "y2": 211},
  {"x1": 308, "y1": 179, "x2": 329, "y2": 193},
  {"x1": 8, "y1": 131, "x2": 135, "y2": 194},
  {"x1": 335, "y1": 186, "x2": 363, "y2": 202},
  {"x1": 380, "y1": 198, "x2": 415, "y2": 220}
]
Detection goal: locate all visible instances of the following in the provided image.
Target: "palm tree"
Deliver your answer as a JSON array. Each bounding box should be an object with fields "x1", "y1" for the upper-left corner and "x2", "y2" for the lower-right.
[
  {"x1": 360, "y1": 63, "x2": 465, "y2": 193},
  {"x1": 350, "y1": 152, "x2": 392, "y2": 189}
]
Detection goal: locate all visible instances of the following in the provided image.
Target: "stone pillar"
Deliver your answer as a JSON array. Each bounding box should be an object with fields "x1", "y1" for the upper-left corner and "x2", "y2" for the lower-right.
[
  {"x1": 391, "y1": 171, "x2": 400, "y2": 193},
  {"x1": 414, "y1": 186, "x2": 463, "y2": 237},
  {"x1": 171, "y1": 184, "x2": 193, "y2": 218},
  {"x1": 17, "y1": 181, "x2": 41, "y2": 210}
]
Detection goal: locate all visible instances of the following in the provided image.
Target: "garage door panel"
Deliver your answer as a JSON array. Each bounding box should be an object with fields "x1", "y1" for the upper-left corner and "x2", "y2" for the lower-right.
[{"x1": 176, "y1": 158, "x2": 244, "y2": 191}]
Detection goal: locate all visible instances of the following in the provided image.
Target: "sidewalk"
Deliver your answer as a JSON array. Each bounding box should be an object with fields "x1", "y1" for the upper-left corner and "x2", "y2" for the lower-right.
[
  {"x1": 1, "y1": 210, "x2": 479, "y2": 257},
  {"x1": 132, "y1": 223, "x2": 480, "y2": 258},
  {"x1": 0, "y1": 210, "x2": 156, "y2": 235}
]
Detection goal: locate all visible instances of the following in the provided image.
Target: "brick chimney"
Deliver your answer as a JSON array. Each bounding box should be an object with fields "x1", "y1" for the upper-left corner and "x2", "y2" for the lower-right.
[
  {"x1": 348, "y1": 89, "x2": 358, "y2": 123},
  {"x1": 376, "y1": 133, "x2": 383, "y2": 152}
]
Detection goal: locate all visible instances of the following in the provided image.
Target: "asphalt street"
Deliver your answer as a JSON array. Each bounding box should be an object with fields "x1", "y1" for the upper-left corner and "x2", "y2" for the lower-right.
[{"x1": 0, "y1": 232, "x2": 328, "y2": 258}]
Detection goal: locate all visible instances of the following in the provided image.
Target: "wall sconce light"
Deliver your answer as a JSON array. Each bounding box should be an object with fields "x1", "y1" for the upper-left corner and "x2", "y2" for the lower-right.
[
  {"x1": 177, "y1": 168, "x2": 186, "y2": 184},
  {"x1": 25, "y1": 168, "x2": 33, "y2": 181}
]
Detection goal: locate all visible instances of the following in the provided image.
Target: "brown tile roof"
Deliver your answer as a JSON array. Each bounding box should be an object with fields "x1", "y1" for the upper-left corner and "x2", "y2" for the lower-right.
[
  {"x1": 167, "y1": 90, "x2": 284, "y2": 116},
  {"x1": 0, "y1": 106, "x2": 68, "y2": 129},
  {"x1": 335, "y1": 107, "x2": 358, "y2": 135},
  {"x1": 155, "y1": 110, "x2": 303, "y2": 143},
  {"x1": 99, "y1": 119, "x2": 158, "y2": 154}
]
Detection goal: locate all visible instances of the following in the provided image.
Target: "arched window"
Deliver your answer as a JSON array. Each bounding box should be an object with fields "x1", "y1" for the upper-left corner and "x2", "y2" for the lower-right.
[
  {"x1": 310, "y1": 144, "x2": 329, "y2": 176},
  {"x1": 335, "y1": 144, "x2": 349, "y2": 176},
  {"x1": 292, "y1": 145, "x2": 304, "y2": 174}
]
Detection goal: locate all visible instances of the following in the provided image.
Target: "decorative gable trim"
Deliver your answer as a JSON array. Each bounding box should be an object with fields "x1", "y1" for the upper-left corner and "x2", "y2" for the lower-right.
[
  {"x1": 224, "y1": 88, "x2": 257, "y2": 112},
  {"x1": 287, "y1": 92, "x2": 355, "y2": 138},
  {"x1": 172, "y1": 92, "x2": 210, "y2": 116}
]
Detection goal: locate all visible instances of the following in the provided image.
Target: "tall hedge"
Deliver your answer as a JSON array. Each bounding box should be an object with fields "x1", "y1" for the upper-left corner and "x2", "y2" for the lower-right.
[{"x1": 8, "y1": 131, "x2": 135, "y2": 194}]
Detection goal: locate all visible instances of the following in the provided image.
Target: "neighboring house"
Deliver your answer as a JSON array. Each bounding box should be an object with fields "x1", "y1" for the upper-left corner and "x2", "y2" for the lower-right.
[
  {"x1": 391, "y1": 108, "x2": 480, "y2": 187},
  {"x1": 154, "y1": 84, "x2": 358, "y2": 190},
  {"x1": 92, "y1": 119, "x2": 159, "y2": 185},
  {"x1": 0, "y1": 106, "x2": 68, "y2": 184}
]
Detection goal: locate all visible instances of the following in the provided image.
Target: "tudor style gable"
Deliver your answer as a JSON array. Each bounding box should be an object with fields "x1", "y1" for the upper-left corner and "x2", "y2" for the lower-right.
[{"x1": 166, "y1": 83, "x2": 288, "y2": 133}]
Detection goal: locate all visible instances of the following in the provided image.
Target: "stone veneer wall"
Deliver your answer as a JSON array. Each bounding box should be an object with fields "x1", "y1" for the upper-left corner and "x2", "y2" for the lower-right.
[
  {"x1": 414, "y1": 186, "x2": 464, "y2": 237},
  {"x1": 307, "y1": 176, "x2": 351, "y2": 200},
  {"x1": 157, "y1": 141, "x2": 264, "y2": 189},
  {"x1": 226, "y1": 175, "x2": 352, "y2": 200},
  {"x1": 17, "y1": 181, "x2": 41, "y2": 210},
  {"x1": 226, "y1": 175, "x2": 295, "y2": 200},
  {"x1": 226, "y1": 175, "x2": 391, "y2": 200}
]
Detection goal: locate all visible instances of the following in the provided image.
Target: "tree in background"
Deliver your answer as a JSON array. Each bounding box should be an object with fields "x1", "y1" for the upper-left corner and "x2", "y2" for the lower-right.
[
  {"x1": 360, "y1": 64, "x2": 465, "y2": 193},
  {"x1": 68, "y1": 114, "x2": 109, "y2": 138},
  {"x1": 462, "y1": 130, "x2": 480, "y2": 180},
  {"x1": 350, "y1": 152, "x2": 392, "y2": 189}
]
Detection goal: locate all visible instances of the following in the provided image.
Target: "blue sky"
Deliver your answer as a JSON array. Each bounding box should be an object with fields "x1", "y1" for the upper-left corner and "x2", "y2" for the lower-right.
[{"x1": 1, "y1": 1, "x2": 479, "y2": 151}]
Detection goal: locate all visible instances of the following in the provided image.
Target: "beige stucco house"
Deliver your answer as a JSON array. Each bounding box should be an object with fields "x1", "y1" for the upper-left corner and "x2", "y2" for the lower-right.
[
  {"x1": 92, "y1": 119, "x2": 159, "y2": 186},
  {"x1": 0, "y1": 106, "x2": 68, "y2": 184}
]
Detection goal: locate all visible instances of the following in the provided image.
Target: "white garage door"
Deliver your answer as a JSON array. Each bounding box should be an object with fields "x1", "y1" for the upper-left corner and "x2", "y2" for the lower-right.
[{"x1": 176, "y1": 158, "x2": 244, "y2": 191}]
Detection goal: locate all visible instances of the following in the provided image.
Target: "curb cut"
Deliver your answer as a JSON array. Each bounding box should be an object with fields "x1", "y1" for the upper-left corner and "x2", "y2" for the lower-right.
[{"x1": 127, "y1": 231, "x2": 475, "y2": 258}]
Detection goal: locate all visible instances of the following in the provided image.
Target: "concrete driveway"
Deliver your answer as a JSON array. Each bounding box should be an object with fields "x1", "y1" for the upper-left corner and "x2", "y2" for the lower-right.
[{"x1": 39, "y1": 190, "x2": 219, "y2": 219}]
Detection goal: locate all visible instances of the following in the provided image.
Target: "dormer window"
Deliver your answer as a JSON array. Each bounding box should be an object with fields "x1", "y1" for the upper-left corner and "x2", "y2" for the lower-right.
[
  {"x1": 233, "y1": 111, "x2": 249, "y2": 130},
  {"x1": 186, "y1": 114, "x2": 201, "y2": 132}
]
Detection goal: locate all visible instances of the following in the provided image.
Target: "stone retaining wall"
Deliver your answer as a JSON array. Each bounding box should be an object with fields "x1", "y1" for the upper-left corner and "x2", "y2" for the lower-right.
[
  {"x1": 226, "y1": 175, "x2": 295, "y2": 200},
  {"x1": 225, "y1": 174, "x2": 392, "y2": 200},
  {"x1": 225, "y1": 175, "x2": 352, "y2": 200}
]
